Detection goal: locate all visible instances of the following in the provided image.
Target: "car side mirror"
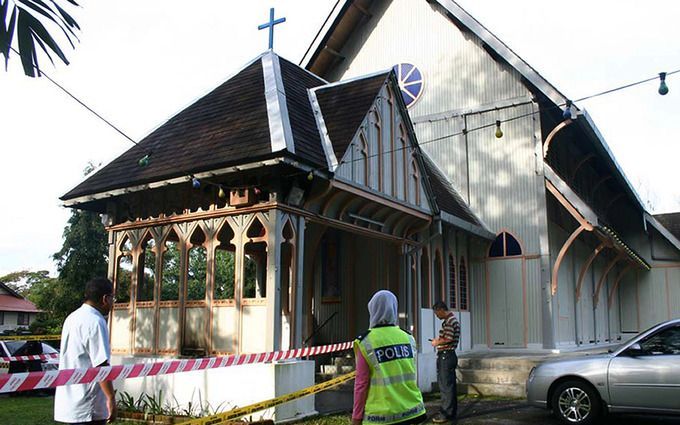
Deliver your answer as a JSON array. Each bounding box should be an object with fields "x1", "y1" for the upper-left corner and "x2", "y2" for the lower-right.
[{"x1": 624, "y1": 343, "x2": 645, "y2": 357}]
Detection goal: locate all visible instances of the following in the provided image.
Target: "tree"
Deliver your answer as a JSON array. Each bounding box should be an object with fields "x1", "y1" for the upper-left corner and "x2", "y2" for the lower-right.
[
  {"x1": 0, "y1": 0, "x2": 80, "y2": 77},
  {"x1": 0, "y1": 269, "x2": 51, "y2": 295},
  {"x1": 52, "y1": 207, "x2": 108, "y2": 318}
]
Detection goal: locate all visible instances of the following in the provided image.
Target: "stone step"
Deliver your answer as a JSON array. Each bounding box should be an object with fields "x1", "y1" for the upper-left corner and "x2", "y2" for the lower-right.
[
  {"x1": 456, "y1": 368, "x2": 529, "y2": 386},
  {"x1": 457, "y1": 382, "x2": 526, "y2": 399},
  {"x1": 457, "y1": 356, "x2": 538, "y2": 371}
]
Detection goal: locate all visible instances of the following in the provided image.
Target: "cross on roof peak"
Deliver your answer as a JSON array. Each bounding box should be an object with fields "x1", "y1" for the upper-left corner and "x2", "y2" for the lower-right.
[{"x1": 258, "y1": 7, "x2": 286, "y2": 50}]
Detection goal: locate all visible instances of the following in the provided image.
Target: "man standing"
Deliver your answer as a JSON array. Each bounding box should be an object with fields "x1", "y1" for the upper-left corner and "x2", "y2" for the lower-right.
[
  {"x1": 430, "y1": 301, "x2": 460, "y2": 424},
  {"x1": 54, "y1": 277, "x2": 117, "y2": 425}
]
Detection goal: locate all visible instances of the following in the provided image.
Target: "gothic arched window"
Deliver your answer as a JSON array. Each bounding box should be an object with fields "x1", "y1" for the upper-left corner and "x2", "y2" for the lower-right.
[
  {"x1": 488, "y1": 231, "x2": 523, "y2": 257},
  {"x1": 459, "y1": 256, "x2": 468, "y2": 311}
]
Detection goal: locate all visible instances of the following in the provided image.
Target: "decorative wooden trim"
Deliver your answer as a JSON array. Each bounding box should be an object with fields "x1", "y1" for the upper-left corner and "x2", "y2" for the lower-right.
[
  {"x1": 545, "y1": 180, "x2": 594, "y2": 231},
  {"x1": 111, "y1": 348, "x2": 130, "y2": 355},
  {"x1": 135, "y1": 348, "x2": 153, "y2": 354},
  {"x1": 242, "y1": 298, "x2": 267, "y2": 306},
  {"x1": 607, "y1": 264, "x2": 633, "y2": 308},
  {"x1": 522, "y1": 257, "x2": 528, "y2": 347},
  {"x1": 212, "y1": 299, "x2": 236, "y2": 307},
  {"x1": 157, "y1": 349, "x2": 179, "y2": 355},
  {"x1": 108, "y1": 202, "x2": 279, "y2": 232},
  {"x1": 113, "y1": 303, "x2": 130, "y2": 310},
  {"x1": 135, "y1": 302, "x2": 155, "y2": 308},
  {"x1": 542, "y1": 119, "x2": 572, "y2": 158},
  {"x1": 211, "y1": 350, "x2": 235, "y2": 356},
  {"x1": 331, "y1": 180, "x2": 430, "y2": 221},
  {"x1": 593, "y1": 253, "x2": 624, "y2": 306},
  {"x1": 569, "y1": 153, "x2": 596, "y2": 183},
  {"x1": 159, "y1": 301, "x2": 180, "y2": 308},
  {"x1": 551, "y1": 224, "x2": 587, "y2": 296},
  {"x1": 576, "y1": 242, "x2": 608, "y2": 300},
  {"x1": 185, "y1": 300, "x2": 206, "y2": 308}
]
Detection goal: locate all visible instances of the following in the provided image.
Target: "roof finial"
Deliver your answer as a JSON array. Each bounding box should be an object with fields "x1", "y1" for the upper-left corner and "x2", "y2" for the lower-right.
[{"x1": 258, "y1": 7, "x2": 286, "y2": 50}]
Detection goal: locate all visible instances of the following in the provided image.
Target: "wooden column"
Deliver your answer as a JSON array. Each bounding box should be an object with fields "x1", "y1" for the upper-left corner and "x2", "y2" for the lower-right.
[
  {"x1": 293, "y1": 215, "x2": 305, "y2": 348},
  {"x1": 265, "y1": 209, "x2": 283, "y2": 352}
]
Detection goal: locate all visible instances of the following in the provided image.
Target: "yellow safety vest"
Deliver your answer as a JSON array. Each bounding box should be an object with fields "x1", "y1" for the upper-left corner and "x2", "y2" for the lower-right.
[{"x1": 355, "y1": 326, "x2": 425, "y2": 425}]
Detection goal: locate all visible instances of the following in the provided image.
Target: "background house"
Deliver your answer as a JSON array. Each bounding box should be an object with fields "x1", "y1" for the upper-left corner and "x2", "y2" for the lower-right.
[{"x1": 0, "y1": 282, "x2": 40, "y2": 333}]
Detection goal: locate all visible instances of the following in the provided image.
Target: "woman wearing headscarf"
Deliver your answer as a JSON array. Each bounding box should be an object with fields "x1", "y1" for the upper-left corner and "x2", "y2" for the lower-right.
[{"x1": 352, "y1": 290, "x2": 426, "y2": 425}]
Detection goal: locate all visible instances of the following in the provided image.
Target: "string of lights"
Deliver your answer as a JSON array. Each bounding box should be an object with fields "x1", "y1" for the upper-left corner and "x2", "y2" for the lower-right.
[{"x1": 11, "y1": 44, "x2": 677, "y2": 196}]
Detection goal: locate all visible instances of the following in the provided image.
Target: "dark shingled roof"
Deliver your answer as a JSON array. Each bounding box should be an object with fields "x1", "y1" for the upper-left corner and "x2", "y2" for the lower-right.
[
  {"x1": 654, "y1": 213, "x2": 680, "y2": 241},
  {"x1": 62, "y1": 58, "x2": 273, "y2": 200},
  {"x1": 278, "y1": 57, "x2": 327, "y2": 166},
  {"x1": 314, "y1": 72, "x2": 389, "y2": 160},
  {"x1": 420, "y1": 153, "x2": 481, "y2": 226}
]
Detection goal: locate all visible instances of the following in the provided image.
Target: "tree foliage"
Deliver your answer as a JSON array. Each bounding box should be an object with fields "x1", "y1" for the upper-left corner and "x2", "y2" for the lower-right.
[
  {"x1": 52, "y1": 208, "x2": 108, "y2": 317},
  {"x1": 0, "y1": 0, "x2": 80, "y2": 77}
]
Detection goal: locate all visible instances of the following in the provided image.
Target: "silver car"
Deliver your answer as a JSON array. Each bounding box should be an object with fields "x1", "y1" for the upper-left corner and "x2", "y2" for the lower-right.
[{"x1": 527, "y1": 318, "x2": 680, "y2": 425}]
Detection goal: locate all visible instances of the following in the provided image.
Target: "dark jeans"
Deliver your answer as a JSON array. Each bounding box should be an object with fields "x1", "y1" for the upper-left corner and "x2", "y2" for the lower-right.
[{"x1": 436, "y1": 350, "x2": 458, "y2": 419}]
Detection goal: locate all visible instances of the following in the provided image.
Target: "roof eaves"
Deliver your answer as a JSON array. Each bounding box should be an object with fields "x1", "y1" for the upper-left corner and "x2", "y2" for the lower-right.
[
  {"x1": 300, "y1": 0, "x2": 347, "y2": 67},
  {"x1": 262, "y1": 51, "x2": 295, "y2": 154},
  {"x1": 421, "y1": 151, "x2": 494, "y2": 235},
  {"x1": 62, "y1": 156, "x2": 287, "y2": 206},
  {"x1": 0, "y1": 282, "x2": 22, "y2": 299},
  {"x1": 645, "y1": 212, "x2": 680, "y2": 253},
  {"x1": 578, "y1": 110, "x2": 646, "y2": 211},
  {"x1": 440, "y1": 211, "x2": 495, "y2": 240}
]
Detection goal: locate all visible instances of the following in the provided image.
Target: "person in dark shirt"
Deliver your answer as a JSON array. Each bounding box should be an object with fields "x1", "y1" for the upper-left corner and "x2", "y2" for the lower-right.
[{"x1": 431, "y1": 301, "x2": 460, "y2": 423}]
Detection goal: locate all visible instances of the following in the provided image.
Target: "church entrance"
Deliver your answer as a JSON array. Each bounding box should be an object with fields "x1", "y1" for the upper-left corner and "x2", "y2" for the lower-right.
[{"x1": 486, "y1": 232, "x2": 526, "y2": 348}]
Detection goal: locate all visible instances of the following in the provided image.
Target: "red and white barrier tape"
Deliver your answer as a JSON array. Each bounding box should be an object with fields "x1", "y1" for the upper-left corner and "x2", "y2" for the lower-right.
[
  {"x1": 0, "y1": 353, "x2": 60, "y2": 362},
  {"x1": 0, "y1": 341, "x2": 353, "y2": 393}
]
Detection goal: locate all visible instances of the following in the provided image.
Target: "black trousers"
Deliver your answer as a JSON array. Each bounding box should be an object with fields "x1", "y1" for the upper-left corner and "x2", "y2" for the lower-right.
[{"x1": 436, "y1": 350, "x2": 458, "y2": 419}]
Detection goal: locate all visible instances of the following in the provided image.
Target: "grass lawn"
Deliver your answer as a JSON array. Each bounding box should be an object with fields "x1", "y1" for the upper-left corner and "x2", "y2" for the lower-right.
[{"x1": 0, "y1": 395, "x2": 136, "y2": 424}]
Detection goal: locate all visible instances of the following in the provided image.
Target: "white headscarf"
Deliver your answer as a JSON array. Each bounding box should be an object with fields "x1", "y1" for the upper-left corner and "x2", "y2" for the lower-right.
[{"x1": 368, "y1": 290, "x2": 398, "y2": 328}]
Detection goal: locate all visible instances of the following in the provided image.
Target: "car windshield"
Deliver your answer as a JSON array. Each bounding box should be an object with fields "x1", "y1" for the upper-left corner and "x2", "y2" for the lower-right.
[
  {"x1": 4, "y1": 341, "x2": 58, "y2": 356},
  {"x1": 609, "y1": 321, "x2": 674, "y2": 353}
]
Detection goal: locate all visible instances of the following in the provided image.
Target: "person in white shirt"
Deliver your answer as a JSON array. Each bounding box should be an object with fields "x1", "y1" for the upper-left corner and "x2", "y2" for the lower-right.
[{"x1": 54, "y1": 277, "x2": 117, "y2": 425}]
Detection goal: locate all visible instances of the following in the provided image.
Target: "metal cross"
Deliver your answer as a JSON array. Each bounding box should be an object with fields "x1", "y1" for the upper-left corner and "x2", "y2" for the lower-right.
[{"x1": 258, "y1": 8, "x2": 286, "y2": 50}]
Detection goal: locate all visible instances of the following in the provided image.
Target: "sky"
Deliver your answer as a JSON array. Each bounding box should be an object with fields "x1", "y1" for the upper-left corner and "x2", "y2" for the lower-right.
[{"x1": 1, "y1": 0, "x2": 678, "y2": 277}]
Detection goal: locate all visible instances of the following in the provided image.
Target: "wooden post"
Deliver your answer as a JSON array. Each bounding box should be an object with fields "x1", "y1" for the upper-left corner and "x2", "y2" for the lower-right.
[
  {"x1": 265, "y1": 209, "x2": 283, "y2": 352},
  {"x1": 294, "y1": 215, "x2": 305, "y2": 348}
]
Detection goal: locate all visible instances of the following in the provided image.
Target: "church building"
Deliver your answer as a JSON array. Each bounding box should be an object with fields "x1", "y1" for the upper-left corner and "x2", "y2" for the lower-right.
[
  {"x1": 300, "y1": 0, "x2": 680, "y2": 351},
  {"x1": 60, "y1": 0, "x2": 680, "y2": 413}
]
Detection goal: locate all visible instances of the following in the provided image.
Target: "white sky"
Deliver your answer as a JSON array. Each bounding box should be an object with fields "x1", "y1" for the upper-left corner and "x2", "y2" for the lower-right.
[{"x1": 1, "y1": 0, "x2": 678, "y2": 277}]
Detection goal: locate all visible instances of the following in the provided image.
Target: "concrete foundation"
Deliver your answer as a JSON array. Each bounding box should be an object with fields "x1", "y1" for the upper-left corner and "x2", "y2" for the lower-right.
[{"x1": 111, "y1": 356, "x2": 316, "y2": 422}]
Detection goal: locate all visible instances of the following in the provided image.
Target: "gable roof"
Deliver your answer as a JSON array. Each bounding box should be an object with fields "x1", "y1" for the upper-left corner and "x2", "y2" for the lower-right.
[
  {"x1": 0, "y1": 282, "x2": 40, "y2": 313},
  {"x1": 301, "y1": 0, "x2": 652, "y2": 225},
  {"x1": 62, "y1": 51, "x2": 329, "y2": 203},
  {"x1": 420, "y1": 153, "x2": 494, "y2": 239},
  {"x1": 312, "y1": 71, "x2": 390, "y2": 161}
]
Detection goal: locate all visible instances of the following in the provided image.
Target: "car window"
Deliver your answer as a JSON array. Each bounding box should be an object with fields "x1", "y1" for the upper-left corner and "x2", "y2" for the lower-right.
[
  {"x1": 4, "y1": 341, "x2": 26, "y2": 355},
  {"x1": 3, "y1": 341, "x2": 58, "y2": 356},
  {"x1": 639, "y1": 325, "x2": 680, "y2": 355}
]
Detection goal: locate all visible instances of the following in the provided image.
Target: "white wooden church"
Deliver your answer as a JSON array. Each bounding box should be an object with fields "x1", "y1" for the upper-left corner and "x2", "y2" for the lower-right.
[{"x1": 60, "y1": 0, "x2": 680, "y2": 419}]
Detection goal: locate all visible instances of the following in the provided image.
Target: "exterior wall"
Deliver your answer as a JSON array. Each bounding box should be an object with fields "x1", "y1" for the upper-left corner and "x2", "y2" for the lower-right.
[
  {"x1": 0, "y1": 311, "x2": 36, "y2": 332},
  {"x1": 325, "y1": 0, "x2": 549, "y2": 348}
]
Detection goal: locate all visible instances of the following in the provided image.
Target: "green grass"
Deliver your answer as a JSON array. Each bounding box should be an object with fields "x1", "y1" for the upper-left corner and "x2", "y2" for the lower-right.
[{"x1": 0, "y1": 395, "x2": 136, "y2": 425}]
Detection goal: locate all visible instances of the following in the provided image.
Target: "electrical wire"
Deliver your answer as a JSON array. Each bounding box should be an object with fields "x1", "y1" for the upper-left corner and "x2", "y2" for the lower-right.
[{"x1": 10, "y1": 44, "x2": 678, "y2": 192}]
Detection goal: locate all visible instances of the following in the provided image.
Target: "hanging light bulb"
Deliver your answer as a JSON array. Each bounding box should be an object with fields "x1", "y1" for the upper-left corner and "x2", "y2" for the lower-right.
[
  {"x1": 562, "y1": 100, "x2": 573, "y2": 120},
  {"x1": 218, "y1": 186, "x2": 226, "y2": 199},
  {"x1": 138, "y1": 154, "x2": 150, "y2": 167},
  {"x1": 494, "y1": 120, "x2": 503, "y2": 139},
  {"x1": 658, "y1": 72, "x2": 669, "y2": 95},
  {"x1": 307, "y1": 171, "x2": 314, "y2": 181},
  {"x1": 191, "y1": 177, "x2": 201, "y2": 189}
]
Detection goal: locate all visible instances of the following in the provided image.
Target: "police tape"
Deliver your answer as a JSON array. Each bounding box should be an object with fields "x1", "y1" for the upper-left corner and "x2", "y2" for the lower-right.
[
  {"x1": 179, "y1": 371, "x2": 357, "y2": 425},
  {"x1": 0, "y1": 353, "x2": 60, "y2": 362},
  {"x1": 0, "y1": 334, "x2": 61, "y2": 341},
  {"x1": 0, "y1": 341, "x2": 353, "y2": 393}
]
